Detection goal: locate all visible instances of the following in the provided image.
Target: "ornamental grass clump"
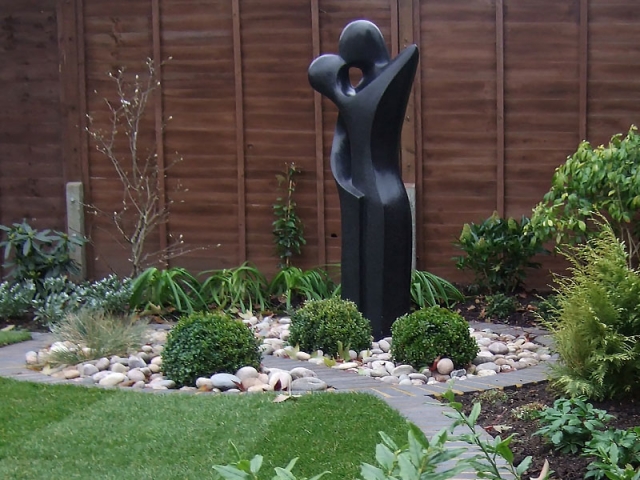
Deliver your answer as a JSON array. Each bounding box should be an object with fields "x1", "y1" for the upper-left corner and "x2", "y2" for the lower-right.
[
  {"x1": 162, "y1": 312, "x2": 261, "y2": 387},
  {"x1": 288, "y1": 298, "x2": 371, "y2": 358},
  {"x1": 547, "y1": 218, "x2": 640, "y2": 401},
  {"x1": 391, "y1": 307, "x2": 478, "y2": 369}
]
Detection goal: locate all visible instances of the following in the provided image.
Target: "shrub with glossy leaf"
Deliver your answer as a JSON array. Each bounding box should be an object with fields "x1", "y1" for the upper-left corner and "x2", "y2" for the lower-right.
[
  {"x1": 288, "y1": 298, "x2": 371, "y2": 357},
  {"x1": 0, "y1": 280, "x2": 36, "y2": 319},
  {"x1": 162, "y1": 312, "x2": 261, "y2": 387},
  {"x1": 529, "y1": 125, "x2": 640, "y2": 267},
  {"x1": 484, "y1": 293, "x2": 518, "y2": 320},
  {"x1": 391, "y1": 307, "x2": 478, "y2": 369},
  {"x1": 454, "y1": 212, "x2": 546, "y2": 293},
  {"x1": 548, "y1": 219, "x2": 640, "y2": 400}
]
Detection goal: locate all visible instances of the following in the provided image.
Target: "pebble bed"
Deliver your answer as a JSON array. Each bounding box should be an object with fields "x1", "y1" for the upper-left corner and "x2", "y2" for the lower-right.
[{"x1": 25, "y1": 315, "x2": 553, "y2": 393}]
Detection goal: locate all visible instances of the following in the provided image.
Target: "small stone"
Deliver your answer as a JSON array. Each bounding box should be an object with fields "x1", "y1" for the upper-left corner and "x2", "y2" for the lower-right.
[
  {"x1": 278, "y1": 317, "x2": 291, "y2": 324},
  {"x1": 450, "y1": 369, "x2": 466, "y2": 378},
  {"x1": 289, "y1": 367, "x2": 317, "y2": 380},
  {"x1": 378, "y1": 340, "x2": 391, "y2": 353},
  {"x1": 473, "y1": 351, "x2": 495, "y2": 365},
  {"x1": 180, "y1": 386, "x2": 198, "y2": 392},
  {"x1": 132, "y1": 381, "x2": 146, "y2": 389},
  {"x1": 260, "y1": 344, "x2": 275, "y2": 355},
  {"x1": 370, "y1": 348, "x2": 384, "y2": 355},
  {"x1": 235, "y1": 366, "x2": 259, "y2": 381},
  {"x1": 37, "y1": 351, "x2": 50, "y2": 364},
  {"x1": 433, "y1": 373, "x2": 450, "y2": 382},
  {"x1": 128, "y1": 356, "x2": 147, "y2": 369},
  {"x1": 359, "y1": 350, "x2": 370, "y2": 360},
  {"x1": 408, "y1": 373, "x2": 429, "y2": 382},
  {"x1": 140, "y1": 367, "x2": 151, "y2": 376},
  {"x1": 158, "y1": 379, "x2": 176, "y2": 389},
  {"x1": 476, "y1": 338, "x2": 492, "y2": 347},
  {"x1": 119, "y1": 379, "x2": 136, "y2": 388},
  {"x1": 398, "y1": 379, "x2": 412, "y2": 386},
  {"x1": 348, "y1": 350, "x2": 358, "y2": 360},
  {"x1": 476, "y1": 362, "x2": 500, "y2": 373},
  {"x1": 247, "y1": 385, "x2": 267, "y2": 393},
  {"x1": 211, "y1": 373, "x2": 241, "y2": 391},
  {"x1": 380, "y1": 375, "x2": 399, "y2": 384},
  {"x1": 436, "y1": 358, "x2": 454, "y2": 375},
  {"x1": 81, "y1": 364, "x2": 99, "y2": 377},
  {"x1": 223, "y1": 389, "x2": 241, "y2": 394},
  {"x1": 477, "y1": 369, "x2": 497, "y2": 377},
  {"x1": 77, "y1": 376, "x2": 96, "y2": 385},
  {"x1": 110, "y1": 363, "x2": 129, "y2": 374},
  {"x1": 92, "y1": 371, "x2": 111, "y2": 382},
  {"x1": 25, "y1": 351, "x2": 38, "y2": 365},
  {"x1": 334, "y1": 362, "x2": 358, "y2": 370},
  {"x1": 295, "y1": 351, "x2": 311, "y2": 361},
  {"x1": 268, "y1": 371, "x2": 292, "y2": 390},
  {"x1": 141, "y1": 345, "x2": 153, "y2": 353},
  {"x1": 99, "y1": 372, "x2": 126, "y2": 387},
  {"x1": 110, "y1": 355, "x2": 127, "y2": 366},
  {"x1": 411, "y1": 379, "x2": 425, "y2": 385},
  {"x1": 488, "y1": 342, "x2": 509, "y2": 355},
  {"x1": 150, "y1": 356, "x2": 163, "y2": 366},
  {"x1": 291, "y1": 377, "x2": 327, "y2": 392},
  {"x1": 64, "y1": 369, "x2": 81, "y2": 379},
  {"x1": 540, "y1": 354, "x2": 551, "y2": 361},
  {"x1": 370, "y1": 368, "x2": 388, "y2": 378},
  {"x1": 149, "y1": 363, "x2": 161, "y2": 373},
  {"x1": 500, "y1": 365, "x2": 514, "y2": 372},
  {"x1": 273, "y1": 349, "x2": 287, "y2": 358},
  {"x1": 241, "y1": 377, "x2": 264, "y2": 389},
  {"x1": 127, "y1": 369, "x2": 146, "y2": 383},
  {"x1": 376, "y1": 353, "x2": 392, "y2": 361},
  {"x1": 95, "y1": 358, "x2": 110, "y2": 371},
  {"x1": 392, "y1": 365, "x2": 414, "y2": 376},
  {"x1": 494, "y1": 358, "x2": 509, "y2": 366},
  {"x1": 152, "y1": 345, "x2": 164, "y2": 355},
  {"x1": 196, "y1": 377, "x2": 214, "y2": 389}
]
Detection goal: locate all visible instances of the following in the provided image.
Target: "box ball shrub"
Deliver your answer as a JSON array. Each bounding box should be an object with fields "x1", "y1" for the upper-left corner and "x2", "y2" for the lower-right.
[
  {"x1": 288, "y1": 298, "x2": 372, "y2": 357},
  {"x1": 391, "y1": 306, "x2": 478, "y2": 369},
  {"x1": 162, "y1": 312, "x2": 261, "y2": 387}
]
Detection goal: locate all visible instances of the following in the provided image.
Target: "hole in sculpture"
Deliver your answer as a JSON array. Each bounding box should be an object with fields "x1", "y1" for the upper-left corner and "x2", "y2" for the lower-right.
[
  {"x1": 348, "y1": 67, "x2": 363, "y2": 88},
  {"x1": 330, "y1": 233, "x2": 338, "y2": 238}
]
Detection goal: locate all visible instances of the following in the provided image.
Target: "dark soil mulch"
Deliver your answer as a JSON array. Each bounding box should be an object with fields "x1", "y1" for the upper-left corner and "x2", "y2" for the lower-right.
[
  {"x1": 457, "y1": 375, "x2": 640, "y2": 479},
  {"x1": 0, "y1": 316, "x2": 48, "y2": 333}
]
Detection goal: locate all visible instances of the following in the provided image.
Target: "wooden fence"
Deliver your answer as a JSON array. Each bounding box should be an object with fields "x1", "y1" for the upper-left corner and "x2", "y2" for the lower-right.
[{"x1": 1, "y1": 0, "x2": 639, "y2": 287}]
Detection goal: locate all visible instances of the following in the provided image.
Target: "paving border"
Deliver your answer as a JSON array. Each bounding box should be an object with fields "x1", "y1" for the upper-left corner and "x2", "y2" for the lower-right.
[{"x1": 0, "y1": 322, "x2": 553, "y2": 479}]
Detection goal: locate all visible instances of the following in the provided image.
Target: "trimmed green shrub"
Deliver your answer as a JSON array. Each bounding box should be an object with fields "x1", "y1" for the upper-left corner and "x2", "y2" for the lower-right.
[
  {"x1": 162, "y1": 312, "x2": 261, "y2": 387},
  {"x1": 288, "y1": 298, "x2": 372, "y2": 357},
  {"x1": 547, "y1": 219, "x2": 640, "y2": 400},
  {"x1": 391, "y1": 307, "x2": 478, "y2": 369}
]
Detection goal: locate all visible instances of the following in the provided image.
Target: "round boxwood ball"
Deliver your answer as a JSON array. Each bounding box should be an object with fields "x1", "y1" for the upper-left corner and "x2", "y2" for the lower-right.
[
  {"x1": 288, "y1": 298, "x2": 372, "y2": 357},
  {"x1": 391, "y1": 306, "x2": 478, "y2": 369},
  {"x1": 162, "y1": 312, "x2": 261, "y2": 387}
]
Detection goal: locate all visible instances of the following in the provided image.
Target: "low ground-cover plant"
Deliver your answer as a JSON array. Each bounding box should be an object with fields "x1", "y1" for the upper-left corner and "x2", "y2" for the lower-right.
[
  {"x1": 268, "y1": 266, "x2": 338, "y2": 311},
  {"x1": 529, "y1": 125, "x2": 640, "y2": 267},
  {"x1": 199, "y1": 262, "x2": 269, "y2": 313},
  {"x1": 0, "y1": 280, "x2": 36, "y2": 319},
  {"x1": 162, "y1": 312, "x2": 261, "y2": 387},
  {"x1": 288, "y1": 298, "x2": 371, "y2": 358},
  {"x1": 0, "y1": 329, "x2": 31, "y2": 347},
  {"x1": 0, "y1": 221, "x2": 85, "y2": 286},
  {"x1": 533, "y1": 397, "x2": 614, "y2": 454},
  {"x1": 547, "y1": 219, "x2": 640, "y2": 400},
  {"x1": 484, "y1": 293, "x2": 519, "y2": 320},
  {"x1": 584, "y1": 427, "x2": 640, "y2": 480},
  {"x1": 49, "y1": 309, "x2": 148, "y2": 365},
  {"x1": 130, "y1": 266, "x2": 204, "y2": 315},
  {"x1": 391, "y1": 307, "x2": 478, "y2": 369},
  {"x1": 410, "y1": 270, "x2": 463, "y2": 309},
  {"x1": 454, "y1": 213, "x2": 546, "y2": 293}
]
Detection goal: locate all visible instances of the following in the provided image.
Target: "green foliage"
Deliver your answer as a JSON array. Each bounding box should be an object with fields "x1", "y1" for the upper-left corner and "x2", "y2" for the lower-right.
[
  {"x1": 410, "y1": 270, "x2": 463, "y2": 309},
  {"x1": 546, "y1": 220, "x2": 640, "y2": 400},
  {"x1": 475, "y1": 389, "x2": 508, "y2": 406},
  {"x1": 454, "y1": 213, "x2": 546, "y2": 293},
  {"x1": 74, "y1": 275, "x2": 132, "y2": 315},
  {"x1": 510, "y1": 402, "x2": 546, "y2": 422},
  {"x1": 534, "y1": 294, "x2": 560, "y2": 324},
  {"x1": 162, "y1": 312, "x2": 261, "y2": 387},
  {"x1": 391, "y1": 307, "x2": 478, "y2": 369},
  {"x1": 533, "y1": 397, "x2": 613, "y2": 454},
  {"x1": 200, "y1": 262, "x2": 269, "y2": 313},
  {"x1": 529, "y1": 125, "x2": 640, "y2": 266},
  {"x1": 484, "y1": 293, "x2": 518, "y2": 320},
  {"x1": 0, "y1": 221, "x2": 85, "y2": 286},
  {"x1": 49, "y1": 309, "x2": 148, "y2": 365},
  {"x1": 288, "y1": 298, "x2": 372, "y2": 357},
  {"x1": 213, "y1": 443, "x2": 329, "y2": 480},
  {"x1": 0, "y1": 329, "x2": 31, "y2": 347},
  {"x1": 442, "y1": 389, "x2": 539, "y2": 480},
  {"x1": 0, "y1": 280, "x2": 36, "y2": 319},
  {"x1": 273, "y1": 162, "x2": 305, "y2": 268},
  {"x1": 31, "y1": 276, "x2": 80, "y2": 326},
  {"x1": 359, "y1": 424, "x2": 468, "y2": 480},
  {"x1": 268, "y1": 266, "x2": 339, "y2": 311},
  {"x1": 130, "y1": 267, "x2": 204, "y2": 315},
  {"x1": 584, "y1": 428, "x2": 640, "y2": 480}
]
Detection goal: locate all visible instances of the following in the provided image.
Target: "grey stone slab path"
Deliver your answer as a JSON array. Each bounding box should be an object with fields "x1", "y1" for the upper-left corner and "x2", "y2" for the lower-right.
[{"x1": 0, "y1": 322, "x2": 553, "y2": 479}]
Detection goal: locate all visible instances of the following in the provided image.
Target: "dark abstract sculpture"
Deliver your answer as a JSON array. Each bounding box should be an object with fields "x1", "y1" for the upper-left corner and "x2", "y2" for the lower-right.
[{"x1": 308, "y1": 20, "x2": 419, "y2": 338}]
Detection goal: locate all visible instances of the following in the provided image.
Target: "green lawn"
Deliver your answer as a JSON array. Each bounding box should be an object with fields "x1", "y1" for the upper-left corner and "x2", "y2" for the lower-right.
[
  {"x1": 0, "y1": 330, "x2": 31, "y2": 347},
  {"x1": 0, "y1": 378, "x2": 411, "y2": 479}
]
